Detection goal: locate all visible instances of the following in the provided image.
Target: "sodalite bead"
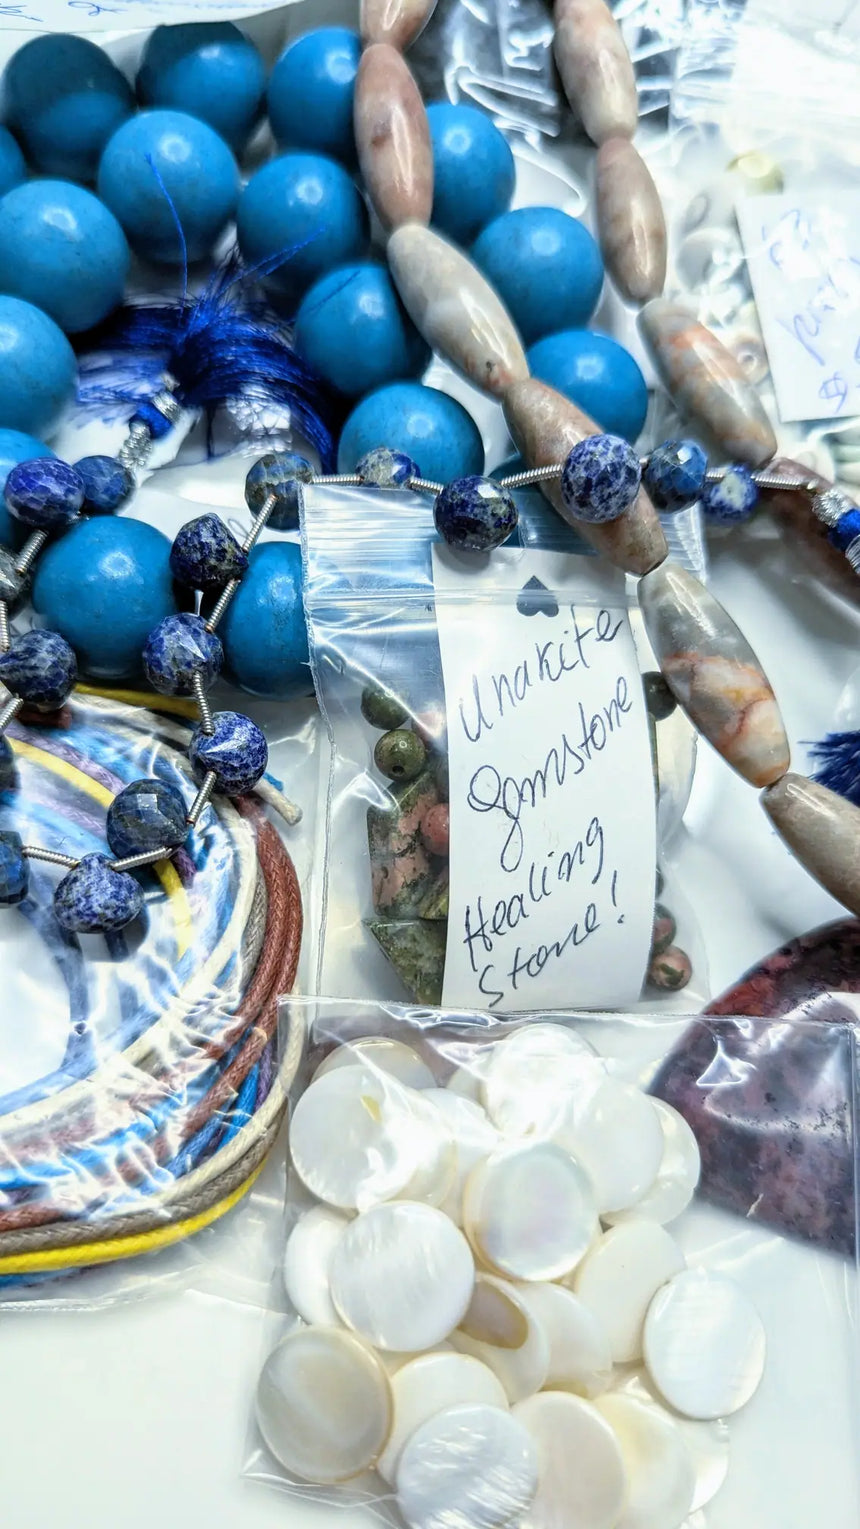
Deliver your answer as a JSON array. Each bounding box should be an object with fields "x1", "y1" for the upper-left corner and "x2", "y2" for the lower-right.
[
  {"x1": 189, "y1": 711, "x2": 268, "y2": 796},
  {"x1": 357, "y1": 448, "x2": 418, "y2": 488},
  {"x1": 0, "y1": 547, "x2": 24, "y2": 604},
  {"x1": 106, "y1": 779, "x2": 188, "y2": 859},
  {"x1": 561, "y1": 433, "x2": 642, "y2": 523},
  {"x1": 143, "y1": 613, "x2": 223, "y2": 697},
  {"x1": 0, "y1": 630, "x2": 77, "y2": 711},
  {"x1": 5, "y1": 458, "x2": 84, "y2": 531},
  {"x1": 702, "y1": 465, "x2": 759, "y2": 524},
  {"x1": 75, "y1": 456, "x2": 134, "y2": 515},
  {"x1": 54, "y1": 853, "x2": 143, "y2": 935},
  {"x1": 245, "y1": 452, "x2": 313, "y2": 530},
  {"x1": 170, "y1": 514, "x2": 248, "y2": 589},
  {"x1": 434, "y1": 475, "x2": 518, "y2": 551},
  {"x1": 0, "y1": 830, "x2": 27, "y2": 904},
  {"x1": 644, "y1": 439, "x2": 707, "y2": 513}
]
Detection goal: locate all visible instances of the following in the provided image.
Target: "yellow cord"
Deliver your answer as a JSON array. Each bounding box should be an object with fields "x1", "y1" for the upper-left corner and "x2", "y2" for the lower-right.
[{"x1": 75, "y1": 684, "x2": 199, "y2": 720}]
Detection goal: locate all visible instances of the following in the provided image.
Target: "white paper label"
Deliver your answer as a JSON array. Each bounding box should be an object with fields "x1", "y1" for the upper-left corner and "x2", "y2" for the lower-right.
[
  {"x1": 737, "y1": 192, "x2": 860, "y2": 423},
  {"x1": 0, "y1": 0, "x2": 286, "y2": 29},
  {"x1": 433, "y1": 547, "x2": 656, "y2": 1013}
]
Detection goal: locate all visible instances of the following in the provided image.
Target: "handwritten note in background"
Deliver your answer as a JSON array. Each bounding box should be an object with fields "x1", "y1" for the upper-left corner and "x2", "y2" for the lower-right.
[
  {"x1": 0, "y1": 0, "x2": 287, "y2": 31},
  {"x1": 737, "y1": 192, "x2": 860, "y2": 423},
  {"x1": 433, "y1": 548, "x2": 655, "y2": 1014}
]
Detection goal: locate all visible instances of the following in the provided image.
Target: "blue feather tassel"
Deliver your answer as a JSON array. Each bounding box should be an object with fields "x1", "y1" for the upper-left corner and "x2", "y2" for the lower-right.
[{"x1": 810, "y1": 731, "x2": 860, "y2": 806}]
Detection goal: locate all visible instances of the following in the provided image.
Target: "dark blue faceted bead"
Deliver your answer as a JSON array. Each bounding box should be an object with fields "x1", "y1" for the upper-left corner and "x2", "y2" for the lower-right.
[
  {"x1": 560, "y1": 434, "x2": 642, "y2": 524},
  {"x1": 829, "y1": 508, "x2": 860, "y2": 552},
  {"x1": 244, "y1": 450, "x2": 313, "y2": 530},
  {"x1": 54, "y1": 852, "x2": 143, "y2": 933},
  {"x1": 644, "y1": 438, "x2": 707, "y2": 513},
  {"x1": 142, "y1": 612, "x2": 223, "y2": 697},
  {"x1": 0, "y1": 628, "x2": 77, "y2": 709},
  {"x1": 106, "y1": 777, "x2": 188, "y2": 858},
  {"x1": 189, "y1": 709, "x2": 268, "y2": 795},
  {"x1": 0, "y1": 735, "x2": 14, "y2": 788},
  {"x1": 170, "y1": 513, "x2": 249, "y2": 590},
  {"x1": 0, "y1": 829, "x2": 27, "y2": 903},
  {"x1": 5, "y1": 456, "x2": 85, "y2": 530},
  {"x1": 75, "y1": 454, "x2": 135, "y2": 514},
  {"x1": 130, "y1": 399, "x2": 174, "y2": 440},
  {"x1": 701, "y1": 464, "x2": 759, "y2": 525},
  {"x1": 356, "y1": 447, "x2": 419, "y2": 489},
  {"x1": 434, "y1": 475, "x2": 518, "y2": 551}
]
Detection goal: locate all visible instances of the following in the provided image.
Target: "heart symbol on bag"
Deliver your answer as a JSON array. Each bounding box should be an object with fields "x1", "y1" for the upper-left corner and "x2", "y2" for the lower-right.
[{"x1": 516, "y1": 575, "x2": 559, "y2": 618}]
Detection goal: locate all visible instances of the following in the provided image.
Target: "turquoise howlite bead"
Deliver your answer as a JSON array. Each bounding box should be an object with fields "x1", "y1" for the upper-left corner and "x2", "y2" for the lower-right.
[
  {"x1": 427, "y1": 103, "x2": 515, "y2": 246},
  {"x1": 136, "y1": 23, "x2": 266, "y2": 154},
  {"x1": 0, "y1": 830, "x2": 28, "y2": 905},
  {"x1": 4, "y1": 33, "x2": 134, "y2": 182},
  {"x1": 268, "y1": 28, "x2": 360, "y2": 162},
  {"x1": 295, "y1": 263, "x2": 430, "y2": 399},
  {"x1": 220, "y1": 542, "x2": 310, "y2": 701},
  {"x1": 0, "y1": 128, "x2": 25, "y2": 198},
  {"x1": 0, "y1": 181, "x2": 130, "y2": 335},
  {"x1": 237, "y1": 153, "x2": 368, "y2": 308},
  {"x1": 0, "y1": 297, "x2": 76, "y2": 438},
  {"x1": 338, "y1": 383, "x2": 484, "y2": 482},
  {"x1": 526, "y1": 329, "x2": 649, "y2": 443},
  {"x1": 471, "y1": 207, "x2": 604, "y2": 345}
]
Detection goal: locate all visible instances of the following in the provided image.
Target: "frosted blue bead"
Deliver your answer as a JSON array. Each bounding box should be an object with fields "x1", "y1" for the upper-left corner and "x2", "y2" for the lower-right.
[
  {"x1": 0, "y1": 830, "x2": 27, "y2": 904},
  {"x1": 0, "y1": 629, "x2": 77, "y2": 711},
  {"x1": 32, "y1": 517, "x2": 179, "y2": 682},
  {"x1": 701, "y1": 464, "x2": 759, "y2": 524},
  {"x1": 295, "y1": 263, "x2": 429, "y2": 399},
  {"x1": 427, "y1": 103, "x2": 515, "y2": 246},
  {"x1": 526, "y1": 329, "x2": 649, "y2": 444},
  {"x1": 434, "y1": 475, "x2": 518, "y2": 551},
  {"x1": 143, "y1": 612, "x2": 223, "y2": 697},
  {"x1": 106, "y1": 778, "x2": 188, "y2": 858},
  {"x1": 170, "y1": 513, "x2": 248, "y2": 589},
  {"x1": 5, "y1": 458, "x2": 84, "y2": 530},
  {"x1": 830, "y1": 507, "x2": 860, "y2": 551},
  {"x1": 98, "y1": 110, "x2": 239, "y2": 265},
  {"x1": 357, "y1": 448, "x2": 418, "y2": 488},
  {"x1": 136, "y1": 23, "x2": 266, "y2": 154},
  {"x1": 0, "y1": 181, "x2": 130, "y2": 335},
  {"x1": 561, "y1": 434, "x2": 642, "y2": 523},
  {"x1": 268, "y1": 28, "x2": 360, "y2": 162},
  {"x1": 237, "y1": 153, "x2": 368, "y2": 308},
  {"x1": 189, "y1": 710, "x2": 268, "y2": 795},
  {"x1": 75, "y1": 455, "x2": 134, "y2": 515},
  {"x1": 54, "y1": 853, "x2": 143, "y2": 934},
  {"x1": 644, "y1": 439, "x2": 707, "y2": 513},
  {"x1": 0, "y1": 297, "x2": 77, "y2": 438},
  {"x1": 4, "y1": 33, "x2": 134, "y2": 182},
  {"x1": 219, "y1": 542, "x2": 309, "y2": 700},
  {"x1": 0, "y1": 431, "x2": 55, "y2": 546},
  {"x1": 244, "y1": 452, "x2": 312, "y2": 530},
  {"x1": 339, "y1": 383, "x2": 484, "y2": 483},
  {"x1": 471, "y1": 208, "x2": 604, "y2": 345},
  {"x1": 0, "y1": 736, "x2": 14, "y2": 789},
  {"x1": 0, "y1": 128, "x2": 25, "y2": 198}
]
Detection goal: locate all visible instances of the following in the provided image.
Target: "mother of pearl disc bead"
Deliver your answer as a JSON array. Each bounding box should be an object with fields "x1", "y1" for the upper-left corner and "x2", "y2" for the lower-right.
[
  {"x1": 553, "y1": 1079, "x2": 664, "y2": 1215},
  {"x1": 395, "y1": 1402, "x2": 539, "y2": 1529},
  {"x1": 514, "y1": 1391, "x2": 628, "y2": 1529},
  {"x1": 255, "y1": 1327, "x2": 392, "y2": 1483},
  {"x1": 282, "y1": 1204, "x2": 350, "y2": 1326},
  {"x1": 643, "y1": 1269, "x2": 766, "y2": 1420},
  {"x1": 377, "y1": 1350, "x2": 509, "y2": 1483},
  {"x1": 463, "y1": 1141, "x2": 598, "y2": 1280},
  {"x1": 611, "y1": 1368, "x2": 730, "y2": 1513},
  {"x1": 482, "y1": 1022, "x2": 604, "y2": 1138},
  {"x1": 515, "y1": 1282, "x2": 613, "y2": 1398},
  {"x1": 449, "y1": 1272, "x2": 551, "y2": 1403},
  {"x1": 596, "y1": 1392, "x2": 695, "y2": 1529},
  {"x1": 312, "y1": 1035, "x2": 436, "y2": 1090},
  {"x1": 604, "y1": 1100, "x2": 701, "y2": 1227},
  {"x1": 573, "y1": 1221, "x2": 686, "y2": 1363}
]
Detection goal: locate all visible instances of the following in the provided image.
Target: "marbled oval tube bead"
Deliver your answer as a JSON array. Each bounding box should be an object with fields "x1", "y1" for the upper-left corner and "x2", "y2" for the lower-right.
[
  {"x1": 761, "y1": 774, "x2": 860, "y2": 917},
  {"x1": 638, "y1": 560, "x2": 790, "y2": 787},
  {"x1": 503, "y1": 378, "x2": 667, "y2": 575},
  {"x1": 360, "y1": 0, "x2": 437, "y2": 50},
  {"x1": 355, "y1": 45, "x2": 432, "y2": 231},
  {"x1": 553, "y1": 0, "x2": 638, "y2": 145},
  {"x1": 387, "y1": 223, "x2": 528, "y2": 397},
  {"x1": 638, "y1": 300, "x2": 777, "y2": 468},
  {"x1": 596, "y1": 137, "x2": 666, "y2": 303}
]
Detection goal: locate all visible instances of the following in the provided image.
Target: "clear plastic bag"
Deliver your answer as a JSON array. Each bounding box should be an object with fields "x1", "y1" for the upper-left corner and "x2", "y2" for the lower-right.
[{"x1": 245, "y1": 995, "x2": 860, "y2": 1529}]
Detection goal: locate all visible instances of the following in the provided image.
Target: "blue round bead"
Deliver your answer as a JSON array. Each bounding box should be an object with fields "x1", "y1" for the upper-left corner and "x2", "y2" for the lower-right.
[
  {"x1": 561, "y1": 434, "x2": 642, "y2": 523},
  {"x1": 32, "y1": 517, "x2": 179, "y2": 681},
  {"x1": 829, "y1": 507, "x2": 860, "y2": 552},
  {"x1": 98, "y1": 110, "x2": 239, "y2": 265},
  {"x1": 427, "y1": 103, "x2": 515, "y2": 246},
  {"x1": 54, "y1": 853, "x2": 143, "y2": 934},
  {"x1": 644, "y1": 439, "x2": 708, "y2": 513},
  {"x1": 295, "y1": 263, "x2": 430, "y2": 399},
  {"x1": 434, "y1": 475, "x2": 518, "y2": 551},
  {"x1": 136, "y1": 22, "x2": 266, "y2": 154},
  {"x1": 0, "y1": 431, "x2": 55, "y2": 546},
  {"x1": 237, "y1": 153, "x2": 368, "y2": 309},
  {"x1": 75, "y1": 455, "x2": 134, "y2": 515},
  {"x1": 0, "y1": 181, "x2": 130, "y2": 336},
  {"x1": 0, "y1": 128, "x2": 25, "y2": 198},
  {"x1": 0, "y1": 297, "x2": 77, "y2": 438},
  {"x1": 0, "y1": 629, "x2": 77, "y2": 711},
  {"x1": 0, "y1": 736, "x2": 14, "y2": 789},
  {"x1": 526, "y1": 330, "x2": 649, "y2": 443},
  {"x1": 339, "y1": 383, "x2": 484, "y2": 483},
  {"x1": 0, "y1": 829, "x2": 27, "y2": 905},
  {"x1": 143, "y1": 612, "x2": 223, "y2": 697},
  {"x1": 189, "y1": 710, "x2": 268, "y2": 796},
  {"x1": 244, "y1": 452, "x2": 313, "y2": 530},
  {"x1": 357, "y1": 447, "x2": 418, "y2": 488},
  {"x1": 106, "y1": 778, "x2": 188, "y2": 859},
  {"x1": 4, "y1": 33, "x2": 134, "y2": 182},
  {"x1": 471, "y1": 207, "x2": 604, "y2": 345},
  {"x1": 219, "y1": 542, "x2": 309, "y2": 700},
  {"x1": 701, "y1": 464, "x2": 759, "y2": 525},
  {"x1": 5, "y1": 458, "x2": 85, "y2": 530},
  {"x1": 268, "y1": 27, "x2": 360, "y2": 162},
  {"x1": 170, "y1": 513, "x2": 248, "y2": 589}
]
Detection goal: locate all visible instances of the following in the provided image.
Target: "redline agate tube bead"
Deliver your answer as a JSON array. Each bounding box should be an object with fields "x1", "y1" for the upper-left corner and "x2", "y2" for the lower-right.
[
  {"x1": 596, "y1": 137, "x2": 667, "y2": 304},
  {"x1": 761, "y1": 774, "x2": 860, "y2": 917},
  {"x1": 360, "y1": 0, "x2": 437, "y2": 51},
  {"x1": 553, "y1": 0, "x2": 638, "y2": 145},
  {"x1": 355, "y1": 45, "x2": 432, "y2": 231}
]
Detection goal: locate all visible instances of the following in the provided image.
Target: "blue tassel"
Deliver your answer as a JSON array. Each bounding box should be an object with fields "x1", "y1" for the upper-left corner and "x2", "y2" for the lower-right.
[{"x1": 810, "y1": 731, "x2": 860, "y2": 806}]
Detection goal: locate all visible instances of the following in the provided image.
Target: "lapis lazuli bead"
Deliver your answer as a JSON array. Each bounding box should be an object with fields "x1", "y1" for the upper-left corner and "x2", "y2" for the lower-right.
[
  {"x1": 0, "y1": 629, "x2": 77, "y2": 710},
  {"x1": 75, "y1": 455, "x2": 135, "y2": 515},
  {"x1": 189, "y1": 710, "x2": 268, "y2": 796},
  {"x1": 142, "y1": 613, "x2": 223, "y2": 697},
  {"x1": 561, "y1": 434, "x2": 642, "y2": 523},
  {"x1": 644, "y1": 439, "x2": 708, "y2": 513},
  {"x1": 828, "y1": 507, "x2": 860, "y2": 553},
  {"x1": 357, "y1": 447, "x2": 418, "y2": 488},
  {"x1": 0, "y1": 829, "x2": 27, "y2": 904},
  {"x1": 130, "y1": 399, "x2": 174, "y2": 441},
  {"x1": 244, "y1": 451, "x2": 313, "y2": 529},
  {"x1": 434, "y1": 475, "x2": 518, "y2": 552},
  {"x1": 53, "y1": 853, "x2": 143, "y2": 934},
  {"x1": 106, "y1": 778, "x2": 188, "y2": 859},
  {"x1": 170, "y1": 513, "x2": 248, "y2": 590},
  {"x1": 701, "y1": 464, "x2": 759, "y2": 524},
  {"x1": 5, "y1": 457, "x2": 85, "y2": 531},
  {"x1": 0, "y1": 736, "x2": 14, "y2": 789}
]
